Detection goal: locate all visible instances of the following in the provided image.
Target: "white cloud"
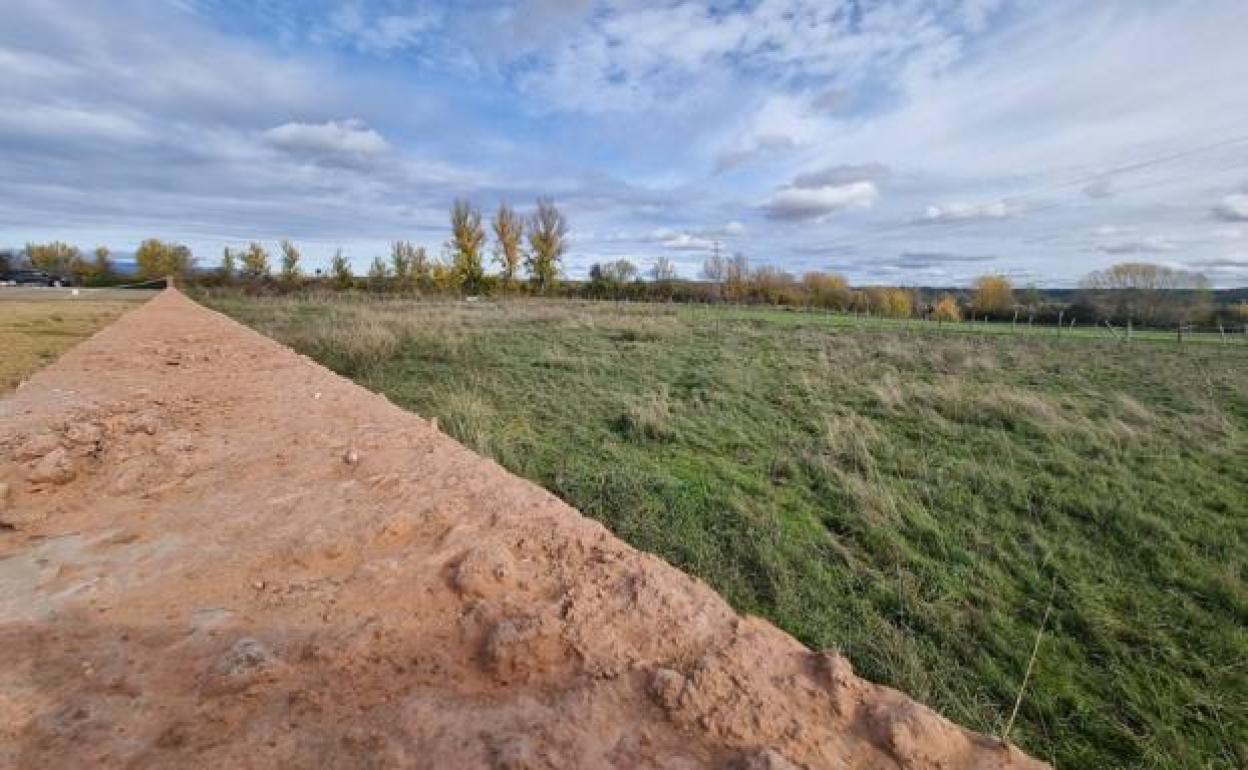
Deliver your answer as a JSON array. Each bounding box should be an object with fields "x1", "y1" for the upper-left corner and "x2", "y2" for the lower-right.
[
  {"x1": 1214, "y1": 193, "x2": 1248, "y2": 222},
  {"x1": 763, "y1": 181, "x2": 879, "y2": 221},
  {"x1": 659, "y1": 233, "x2": 716, "y2": 251},
  {"x1": 264, "y1": 119, "x2": 390, "y2": 160},
  {"x1": 919, "y1": 201, "x2": 1019, "y2": 223}
]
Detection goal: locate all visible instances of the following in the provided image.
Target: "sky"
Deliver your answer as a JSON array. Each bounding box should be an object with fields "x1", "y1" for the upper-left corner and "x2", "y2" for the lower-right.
[{"x1": 2, "y1": 0, "x2": 1248, "y2": 286}]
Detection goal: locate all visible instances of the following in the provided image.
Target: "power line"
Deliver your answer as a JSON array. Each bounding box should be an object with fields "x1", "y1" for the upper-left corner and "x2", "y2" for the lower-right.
[{"x1": 806, "y1": 131, "x2": 1248, "y2": 257}]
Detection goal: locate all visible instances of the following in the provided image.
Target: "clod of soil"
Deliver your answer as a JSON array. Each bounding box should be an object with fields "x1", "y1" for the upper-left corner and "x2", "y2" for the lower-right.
[{"x1": 0, "y1": 290, "x2": 1049, "y2": 769}]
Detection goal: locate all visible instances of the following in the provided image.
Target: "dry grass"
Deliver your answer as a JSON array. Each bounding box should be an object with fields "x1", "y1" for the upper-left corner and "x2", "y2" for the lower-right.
[
  {"x1": 0, "y1": 298, "x2": 145, "y2": 393},
  {"x1": 618, "y1": 388, "x2": 675, "y2": 441}
]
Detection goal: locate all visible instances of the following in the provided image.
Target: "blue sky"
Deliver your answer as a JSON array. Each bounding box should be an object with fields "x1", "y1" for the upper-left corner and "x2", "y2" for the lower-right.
[{"x1": 3, "y1": 0, "x2": 1248, "y2": 286}]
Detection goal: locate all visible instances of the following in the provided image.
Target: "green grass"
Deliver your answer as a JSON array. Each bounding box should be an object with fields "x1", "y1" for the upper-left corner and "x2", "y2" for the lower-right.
[{"x1": 199, "y1": 290, "x2": 1248, "y2": 769}]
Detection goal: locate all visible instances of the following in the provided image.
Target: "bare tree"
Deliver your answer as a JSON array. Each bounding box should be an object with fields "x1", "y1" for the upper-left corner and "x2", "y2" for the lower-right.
[
  {"x1": 701, "y1": 253, "x2": 726, "y2": 282},
  {"x1": 724, "y1": 252, "x2": 750, "y2": 301},
  {"x1": 526, "y1": 198, "x2": 568, "y2": 293},
  {"x1": 1081, "y1": 262, "x2": 1210, "y2": 325},
  {"x1": 651, "y1": 256, "x2": 678, "y2": 282}
]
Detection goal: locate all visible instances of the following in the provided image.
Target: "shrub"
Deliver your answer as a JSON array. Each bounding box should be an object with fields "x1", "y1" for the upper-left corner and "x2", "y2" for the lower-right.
[{"x1": 802, "y1": 271, "x2": 852, "y2": 310}]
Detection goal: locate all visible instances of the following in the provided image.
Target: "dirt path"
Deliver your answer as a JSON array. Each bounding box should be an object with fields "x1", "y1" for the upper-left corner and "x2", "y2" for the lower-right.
[{"x1": 0, "y1": 290, "x2": 1047, "y2": 769}]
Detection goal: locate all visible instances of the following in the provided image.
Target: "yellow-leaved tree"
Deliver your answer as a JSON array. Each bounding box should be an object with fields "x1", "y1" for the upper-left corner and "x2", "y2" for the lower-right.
[
  {"x1": 492, "y1": 204, "x2": 523, "y2": 290},
  {"x1": 135, "y1": 239, "x2": 193, "y2": 280},
  {"x1": 933, "y1": 294, "x2": 961, "y2": 322},
  {"x1": 971, "y1": 274, "x2": 1014, "y2": 316}
]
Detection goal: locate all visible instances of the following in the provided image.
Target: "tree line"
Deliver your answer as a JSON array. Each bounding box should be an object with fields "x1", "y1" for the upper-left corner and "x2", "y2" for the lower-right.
[
  {"x1": 3, "y1": 242, "x2": 121, "y2": 285},
  {"x1": 202, "y1": 198, "x2": 569, "y2": 295},
  {"x1": 8, "y1": 199, "x2": 1246, "y2": 329}
]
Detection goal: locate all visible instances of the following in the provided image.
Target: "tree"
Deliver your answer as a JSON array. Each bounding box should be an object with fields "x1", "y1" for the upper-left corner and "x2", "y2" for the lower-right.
[
  {"x1": 526, "y1": 198, "x2": 568, "y2": 292},
  {"x1": 651, "y1": 256, "x2": 678, "y2": 282},
  {"x1": 389, "y1": 241, "x2": 411, "y2": 292},
  {"x1": 411, "y1": 244, "x2": 430, "y2": 287},
  {"x1": 1080, "y1": 262, "x2": 1209, "y2": 325},
  {"x1": 492, "y1": 203, "x2": 524, "y2": 288},
  {"x1": 970, "y1": 274, "x2": 1014, "y2": 317},
  {"x1": 367, "y1": 256, "x2": 390, "y2": 292},
  {"x1": 220, "y1": 247, "x2": 236, "y2": 283},
  {"x1": 135, "y1": 239, "x2": 193, "y2": 280},
  {"x1": 240, "y1": 242, "x2": 271, "y2": 280},
  {"x1": 724, "y1": 252, "x2": 750, "y2": 301},
  {"x1": 590, "y1": 259, "x2": 638, "y2": 285},
  {"x1": 750, "y1": 265, "x2": 794, "y2": 304},
  {"x1": 279, "y1": 240, "x2": 301, "y2": 284},
  {"x1": 68, "y1": 252, "x2": 94, "y2": 284},
  {"x1": 449, "y1": 199, "x2": 486, "y2": 293},
  {"x1": 883, "y1": 288, "x2": 914, "y2": 318},
  {"x1": 26, "y1": 241, "x2": 80, "y2": 275},
  {"x1": 933, "y1": 294, "x2": 961, "y2": 322},
  {"x1": 801, "y1": 271, "x2": 851, "y2": 310},
  {"x1": 702, "y1": 254, "x2": 726, "y2": 283},
  {"x1": 330, "y1": 250, "x2": 353, "y2": 290},
  {"x1": 85, "y1": 246, "x2": 114, "y2": 285}
]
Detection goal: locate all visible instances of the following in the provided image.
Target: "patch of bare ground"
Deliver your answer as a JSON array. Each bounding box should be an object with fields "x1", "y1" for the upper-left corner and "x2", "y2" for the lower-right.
[{"x1": 0, "y1": 290, "x2": 1046, "y2": 769}]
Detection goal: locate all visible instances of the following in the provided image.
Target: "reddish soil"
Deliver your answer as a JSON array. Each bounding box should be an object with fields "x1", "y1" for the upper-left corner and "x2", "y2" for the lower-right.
[{"x1": 0, "y1": 290, "x2": 1048, "y2": 769}]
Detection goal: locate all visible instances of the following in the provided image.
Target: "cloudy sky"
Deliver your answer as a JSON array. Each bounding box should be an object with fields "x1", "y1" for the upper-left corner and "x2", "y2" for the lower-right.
[{"x1": 3, "y1": 0, "x2": 1248, "y2": 285}]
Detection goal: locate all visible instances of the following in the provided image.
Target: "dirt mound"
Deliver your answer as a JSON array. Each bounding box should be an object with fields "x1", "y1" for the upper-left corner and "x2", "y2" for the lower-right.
[{"x1": 0, "y1": 290, "x2": 1047, "y2": 769}]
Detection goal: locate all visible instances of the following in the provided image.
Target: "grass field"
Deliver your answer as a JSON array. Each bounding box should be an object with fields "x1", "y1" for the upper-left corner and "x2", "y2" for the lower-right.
[
  {"x1": 201, "y1": 290, "x2": 1248, "y2": 769},
  {"x1": 0, "y1": 290, "x2": 152, "y2": 393}
]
